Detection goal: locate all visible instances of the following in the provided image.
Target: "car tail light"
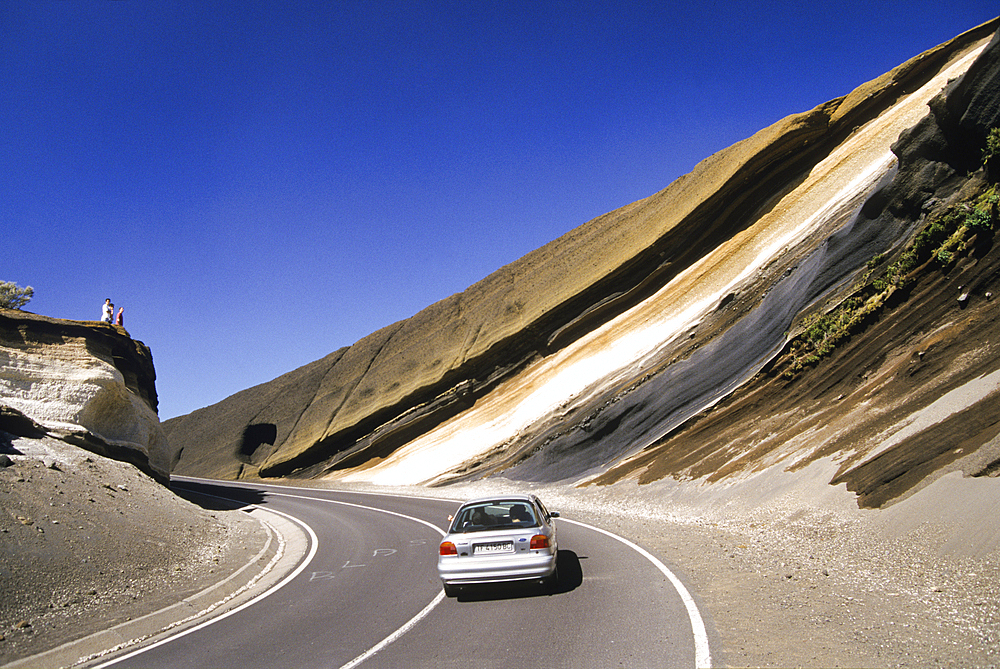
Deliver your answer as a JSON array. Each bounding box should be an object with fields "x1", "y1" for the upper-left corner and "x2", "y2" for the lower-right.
[
  {"x1": 530, "y1": 535, "x2": 550, "y2": 550},
  {"x1": 439, "y1": 541, "x2": 458, "y2": 556}
]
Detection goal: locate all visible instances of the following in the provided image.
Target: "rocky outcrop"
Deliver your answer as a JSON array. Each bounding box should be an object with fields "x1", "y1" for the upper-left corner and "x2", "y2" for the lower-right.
[
  {"x1": 591, "y1": 27, "x2": 1000, "y2": 505},
  {"x1": 163, "y1": 349, "x2": 346, "y2": 480},
  {"x1": 166, "y1": 20, "x2": 1000, "y2": 504},
  {"x1": 0, "y1": 309, "x2": 172, "y2": 480}
]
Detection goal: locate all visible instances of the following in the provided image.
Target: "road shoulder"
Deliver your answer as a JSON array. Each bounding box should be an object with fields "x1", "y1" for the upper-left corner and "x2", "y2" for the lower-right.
[{"x1": 3, "y1": 507, "x2": 309, "y2": 669}]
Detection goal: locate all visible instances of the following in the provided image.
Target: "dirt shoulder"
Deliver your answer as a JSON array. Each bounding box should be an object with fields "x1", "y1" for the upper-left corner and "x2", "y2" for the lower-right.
[
  {"x1": 557, "y1": 477, "x2": 999, "y2": 668},
  {"x1": 0, "y1": 435, "x2": 271, "y2": 666},
  {"x1": 384, "y1": 471, "x2": 1000, "y2": 668},
  {"x1": 575, "y1": 496, "x2": 1000, "y2": 668}
]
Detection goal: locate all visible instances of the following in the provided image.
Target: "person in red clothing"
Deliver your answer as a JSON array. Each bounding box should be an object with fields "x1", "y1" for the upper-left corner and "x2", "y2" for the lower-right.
[{"x1": 115, "y1": 306, "x2": 124, "y2": 326}]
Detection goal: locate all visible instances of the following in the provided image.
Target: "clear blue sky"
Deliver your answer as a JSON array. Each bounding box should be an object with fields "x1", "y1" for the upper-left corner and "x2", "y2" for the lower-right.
[{"x1": 3, "y1": 1, "x2": 997, "y2": 420}]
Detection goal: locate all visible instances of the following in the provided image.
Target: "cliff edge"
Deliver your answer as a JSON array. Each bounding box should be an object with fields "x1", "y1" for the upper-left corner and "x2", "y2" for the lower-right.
[{"x1": 0, "y1": 309, "x2": 174, "y2": 480}]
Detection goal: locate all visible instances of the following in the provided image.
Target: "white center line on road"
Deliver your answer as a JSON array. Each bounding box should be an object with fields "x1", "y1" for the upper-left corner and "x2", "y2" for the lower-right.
[
  {"x1": 266, "y1": 490, "x2": 448, "y2": 539},
  {"x1": 337, "y1": 590, "x2": 447, "y2": 669},
  {"x1": 297, "y1": 492, "x2": 713, "y2": 669},
  {"x1": 176, "y1": 480, "x2": 711, "y2": 668},
  {"x1": 262, "y1": 490, "x2": 448, "y2": 669},
  {"x1": 561, "y1": 518, "x2": 712, "y2": 669},
  {"x1": 143, "y1": 481, "x2": 448, "y2": 669}
]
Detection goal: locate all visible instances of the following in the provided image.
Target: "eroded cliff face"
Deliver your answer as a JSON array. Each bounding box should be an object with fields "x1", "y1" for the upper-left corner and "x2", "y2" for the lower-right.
[
  {"x1": 0, "y1": 310, "x2": 172, "y2": 480},
  {"x1": 166, "y1": 20, "x2": 1000, "y2": 510},
  {"x1": 589, "y1": 26, "x2": 1000, "y2": 507}
]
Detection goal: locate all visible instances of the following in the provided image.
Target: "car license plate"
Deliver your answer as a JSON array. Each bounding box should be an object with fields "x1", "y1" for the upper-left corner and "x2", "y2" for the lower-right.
[{"x1": 473, "y1": 541, "x2": 514, "y2": 555}]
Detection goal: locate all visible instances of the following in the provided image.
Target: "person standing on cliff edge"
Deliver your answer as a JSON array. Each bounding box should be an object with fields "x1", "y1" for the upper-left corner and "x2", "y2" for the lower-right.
[
  {"x1": 115, "y1": 306, "x2": 124, "y2": 327},
  {"x1": 101, "y1": 298, "x2": 113, "y2": 323}
]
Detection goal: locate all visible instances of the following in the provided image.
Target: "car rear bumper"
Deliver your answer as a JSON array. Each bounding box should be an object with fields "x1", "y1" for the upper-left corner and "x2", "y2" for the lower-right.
[{"x1": 438, "y1": 551, "x2": 557, "y2": 585}]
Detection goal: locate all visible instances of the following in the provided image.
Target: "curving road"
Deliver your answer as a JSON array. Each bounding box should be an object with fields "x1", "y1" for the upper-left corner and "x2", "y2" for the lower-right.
[{"x1": 97, "y1": 479, "x2": 710, "y2": 668}]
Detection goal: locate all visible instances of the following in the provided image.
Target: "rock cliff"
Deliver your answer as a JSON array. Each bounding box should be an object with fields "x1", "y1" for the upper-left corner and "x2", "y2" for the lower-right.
[
  {"x1": 166, "y1": 20, "x2": 1000, "y2": 511},
  {"x1": 589, "y1": 24, "x2": 1000, "y2": 508},
  {"x1": 0, "y1": 309, "x2": 173, "y2": 480}
]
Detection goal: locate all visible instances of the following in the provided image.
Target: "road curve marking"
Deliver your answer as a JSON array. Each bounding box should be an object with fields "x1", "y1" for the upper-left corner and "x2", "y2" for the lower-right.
[
  {"x1": 262, "y1": 490, "x2": 450, "y2": 669},
  {"x1": 173, "y1": 480, "x2": 451, "y2": 668},
  {"x1": 338, "y1": 590, "x2": 447, "y2": 669},
  {"x1": 291, "y1": 491, "x2": 713, "y2": 668},
  {"x1": 561, "y1": 518, "x2": 712, "y2": 669},
  {"x1": 172, "y1": 481, "x2": 710, "y2": 667},
  {"x1": 168, "y1": 479, "x2": 451, "y2": 668},
  {"x1": 266, "y1": 490, "x2": 448, "y2": 537},
  {"x1": 92, "y1": 502, "x2": 320, "y2": 668}
]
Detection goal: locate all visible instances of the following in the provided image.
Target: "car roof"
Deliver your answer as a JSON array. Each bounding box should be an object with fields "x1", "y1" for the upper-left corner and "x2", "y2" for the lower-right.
[{"x1": 458, "y1": 494, "x2": 537, "y2": 507}]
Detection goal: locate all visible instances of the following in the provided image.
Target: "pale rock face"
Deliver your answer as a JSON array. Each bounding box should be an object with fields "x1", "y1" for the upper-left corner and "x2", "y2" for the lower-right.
[{"x1": 0, "y1": 313, "x2": 171, "y2": 480}]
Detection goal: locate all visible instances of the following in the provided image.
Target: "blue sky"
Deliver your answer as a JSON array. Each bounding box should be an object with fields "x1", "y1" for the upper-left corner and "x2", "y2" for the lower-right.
[{"x1": 3, "y1": 1, "x2": 997, "y2": 420}]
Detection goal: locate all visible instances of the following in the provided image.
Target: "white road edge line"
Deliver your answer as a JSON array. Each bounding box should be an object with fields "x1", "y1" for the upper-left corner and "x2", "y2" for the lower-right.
[
  {"x1": 561, "y1": 518, "x2": 712, "y2": 669},
  {"x1": 173, "y1": 480, "x2": 710, "y2": 668},
  {"x1": 92, "y1": 502, "x2": 320, "y2": 668},
  {"x1": 262, "y1": 491, "x2": 449, "y2": 669}
]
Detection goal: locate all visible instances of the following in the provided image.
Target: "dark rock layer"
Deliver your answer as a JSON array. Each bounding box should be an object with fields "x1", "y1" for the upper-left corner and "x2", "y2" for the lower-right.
[
  {"x1": 166, "y1": 20, "x2": 1000, "y2": 495},
  {"x1": 590, "y1": 28, "x2": 1000, "y2": 507}
]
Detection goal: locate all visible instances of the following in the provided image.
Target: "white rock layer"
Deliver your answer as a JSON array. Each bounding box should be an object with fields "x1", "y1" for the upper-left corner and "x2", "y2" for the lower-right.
[{"x1": 0, "y1": 337, "x2": 171, "y2": 477}]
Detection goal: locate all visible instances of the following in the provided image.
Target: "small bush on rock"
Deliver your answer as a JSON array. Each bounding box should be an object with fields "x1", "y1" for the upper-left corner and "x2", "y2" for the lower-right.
[
  {"x1": 1, "y1": 281, "x2": 34, "y2": 310},
  {"x1": 983, "y1": 127, "x2": 1000, "y2": 167},
  {"x1": 783, "y1": 181, "x2": 997, "y2": 378}
]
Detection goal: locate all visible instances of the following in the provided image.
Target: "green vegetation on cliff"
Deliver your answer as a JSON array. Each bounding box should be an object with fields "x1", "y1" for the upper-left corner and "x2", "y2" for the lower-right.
[{"x1": 785, "y1": 152, "x2": 999, "y2": 377}]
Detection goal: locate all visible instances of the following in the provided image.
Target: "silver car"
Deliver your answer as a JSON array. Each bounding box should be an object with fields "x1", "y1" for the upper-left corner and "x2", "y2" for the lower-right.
[{"x1": 438, "y1": 494, "x2": 560, "y2": 597}]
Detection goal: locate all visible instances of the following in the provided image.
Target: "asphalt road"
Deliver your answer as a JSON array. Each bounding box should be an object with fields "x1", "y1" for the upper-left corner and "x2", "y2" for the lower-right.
[{"x1": 100, "y1": 480, "x2": 710, "y2": 668}]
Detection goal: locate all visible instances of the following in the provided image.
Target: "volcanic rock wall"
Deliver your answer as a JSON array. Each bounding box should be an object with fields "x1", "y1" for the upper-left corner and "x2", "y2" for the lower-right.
[
  {"x1": 166, "y1": 20, "x2": 1000, "y2": 499},
  {"x1": 0, "y1": 310, "x2": 172, "y2": 480},
  {"x1": 592, "y1": 24, "x2": 1000, "y2": 507}
]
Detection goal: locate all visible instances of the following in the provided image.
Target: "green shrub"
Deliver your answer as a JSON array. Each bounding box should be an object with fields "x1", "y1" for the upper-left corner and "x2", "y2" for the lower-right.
[
  {"x1": 783, "y1": 180, "x2": 995, "y2": 378},
  {"x1": 0, "y1": 281, "x2": 33, "y2": 310},
  {"x1": 966, "y1": 208, "x2": 992, "y2": 231},
  {"x1": 965, "y1": 186, "x2": 997, "y2": 231},
  {"x1": 984, "y1": 127, "x2": 1000, "y2": 166}
]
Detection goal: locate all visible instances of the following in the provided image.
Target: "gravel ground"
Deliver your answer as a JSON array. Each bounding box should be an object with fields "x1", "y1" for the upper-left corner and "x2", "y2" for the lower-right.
[
  {"x1": 3, "y1": 434, "x2": 998, "y2": 668},
  {"x1": 369, "y1": 465, "x2": 1000, "y2": 669},
  {"x1": 562, "y1": 490, "x2": 1000, "y2": 668},
  {"x1": 0, "y1": 434, "x2": 269, "y2": 666}
]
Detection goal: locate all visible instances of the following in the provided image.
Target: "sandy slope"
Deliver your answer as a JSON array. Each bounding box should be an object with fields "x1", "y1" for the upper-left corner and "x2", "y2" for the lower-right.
[{"x1": 0, "y1": 435, "x2": 267, "y2": 665}]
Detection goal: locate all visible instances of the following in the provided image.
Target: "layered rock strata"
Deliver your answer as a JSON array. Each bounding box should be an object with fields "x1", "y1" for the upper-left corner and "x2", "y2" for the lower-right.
[
  {"x1": 592, "y1": 25, "x2": 1000, "y2": 506},
  {"x1": 0, "y1": 310, "x2": 172, "y2": 480},
  {"x1": 165, "y1": 20, "x2": 1000, "y2": 503}
]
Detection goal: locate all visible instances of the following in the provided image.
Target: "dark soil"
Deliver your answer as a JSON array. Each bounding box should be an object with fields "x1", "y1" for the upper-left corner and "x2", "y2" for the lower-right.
[{"x1": 0, "y1": 434, "x2": 267, "y2": 665}]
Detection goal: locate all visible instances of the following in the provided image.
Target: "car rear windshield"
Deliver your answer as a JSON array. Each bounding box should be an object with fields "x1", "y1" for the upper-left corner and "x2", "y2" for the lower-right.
[{"x1": 451, "y1": 500, "x2": 540, "y2": 532}]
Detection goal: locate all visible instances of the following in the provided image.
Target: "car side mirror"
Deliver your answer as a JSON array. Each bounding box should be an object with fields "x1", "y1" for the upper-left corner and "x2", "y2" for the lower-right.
[{"x1": 548, "y1": 511, "x2": 560, "y2": 519}]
